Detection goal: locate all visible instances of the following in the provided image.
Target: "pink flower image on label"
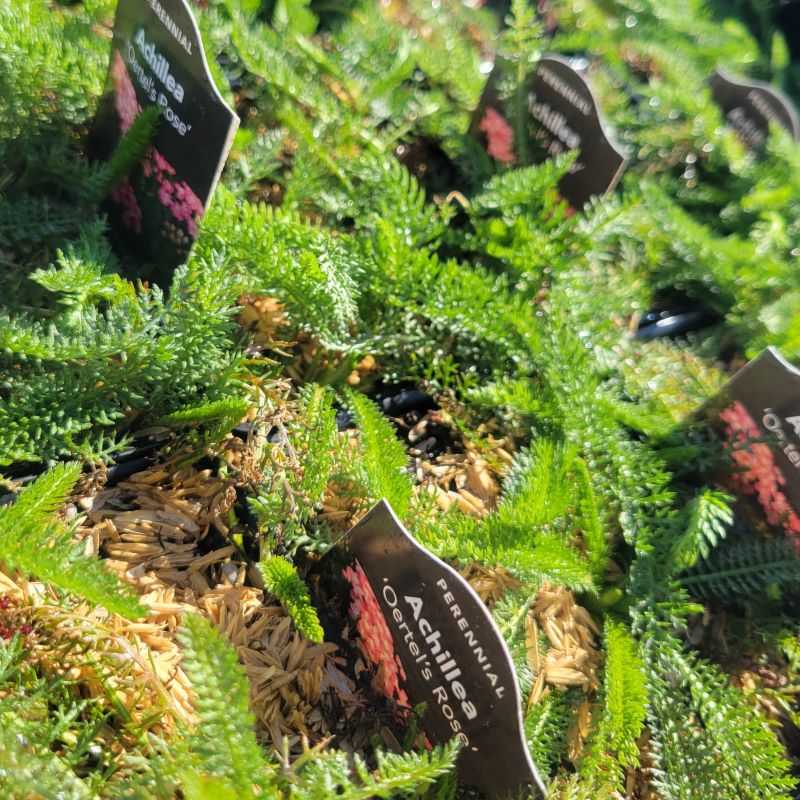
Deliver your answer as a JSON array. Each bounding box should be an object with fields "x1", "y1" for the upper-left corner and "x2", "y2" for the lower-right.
[
  {"x1": 108, "y1": 51, "x2": 205, "y2": 242},
  {"x1": 112, "y1": 50, "x2": 140, "y2": 133},
  {"x1": 342, "y1": 560, "x2": 410, "y2": 708},
  {"x1": 159, "y1": 177, "x2": 205, "y2": 236},
  {"x1": 720, "y1": 400, "x2": 800, "y2": 543},
  {"x1": 479, "y1": 107, "x2": 516, "y2": 163},
  {"x1": 110, "y1": 177, "x2": 143, "y2": 234},
  {"x1": 154, "y1": 150, "x2": 176, "y2": 176}
]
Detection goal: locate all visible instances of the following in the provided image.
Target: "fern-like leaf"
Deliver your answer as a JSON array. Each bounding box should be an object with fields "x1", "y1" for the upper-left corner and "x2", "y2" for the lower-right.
[
  {"x1": 31, "y1": 227, "x2": 125, "y2": 312},
  {"x1": 199, "y1": 189, "x2": 359, "y2": 348},
  {"x1": 176, "y1": 614, "x2": 274, "y2": 794},
  {"x1": 679, "y1": 536, "x2": 800, "y2": 600},
  {"x1": 471, "y1": 153, "x2": 578, "y2": 220},
  {"x1": 287, "y1": 740, "x2": 460, "y2": 799},
  {"x1": 582, "y1": 621, "x2": 647, "y2": 778},
  {"x1": 156, "y1": 397, "x2": 251, "y2": 438},
  {"x1": 525, "y1": 690, "x2": 571, "y2": 777},
  {"x1": 603, "y1": 622, "x2": 647, "y2": 768},
  {"x1": 97, "y1": 106, "x2": 160, "y2": 200},
  {"x1": 345, "y1": 388, "x2": 413, "y2": 519},
  {"x1": 0, "y1": 709, "x2": 92, "y2": 800},
  {"x1": 290, "y1": 384, "x2": 339, "y2": 515},
  {"x1": 258, "y1": 556, "x2": 324, "y2": 642},
  {"x1": 486, "y1": 440, "x2": 575, "y2": 532},
  {"x1": 671, "y1": 489, "x2": 734, "y2": 570},
  {"x1": 249, "y1": 384, "x2": 338, "y2": 551},
  {"x1": 466, "y1": 440, "x2": 594, "y2": 591},
  {"x1": 0, "y1": 463, "x2": 143, "y2": 618},
  {"x1": 9, "y1": 460, "x2": 81, "y2": 521},
  {"x1": 519, "y1": 536, "x2": 595, "y2": 591},
  {"x1": 575, "y1": 456, "x2": 610, "y2": 581},
  {"x1": 644, "y1": 631, "x2": 795, "y2": 800}
]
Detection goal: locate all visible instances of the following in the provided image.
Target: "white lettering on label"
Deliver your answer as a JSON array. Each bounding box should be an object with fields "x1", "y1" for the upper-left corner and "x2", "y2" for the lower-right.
[
  {"x1": 538, "y1": 65, "x2": 592, "y2": 115},
  {"x1": 528, "y1": 96, "x2": 581, "y2": 150},
  {"x1": 378, "y1": 571, "x2": 514, "y2": 748},
  {"x1": 379, "y1": 579, "x2": 473, "y2": 744},
  {"x1": 125, "y1": 41, "x2": 191, "y2": 135},
  {"x1": 134, "y1": 29, "x2": 184, "y2": 103},
  {"x1": 527, "y1": 94, "x2": 586, "y2": 175},
  {"x1": 762, "y1": 408, "x2": 800, "y2": 474},
  {"x1": 435, "y1": 577, "x2": 506, "y2": 699},
  {"x1": 727, "y1": 106, "x2": 766, "y2": 149},
  {"x1": 747, "y1": 90, "x2": 780, "y2": 124},
  {"x1": 147, "y1": 0, "x2": 193, "y2": 54}
]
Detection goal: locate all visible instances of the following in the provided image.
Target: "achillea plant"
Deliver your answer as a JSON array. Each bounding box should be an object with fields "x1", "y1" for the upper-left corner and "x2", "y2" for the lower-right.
[{"x1": 3, "y1": 0, "x2": 800, "y2": 797}]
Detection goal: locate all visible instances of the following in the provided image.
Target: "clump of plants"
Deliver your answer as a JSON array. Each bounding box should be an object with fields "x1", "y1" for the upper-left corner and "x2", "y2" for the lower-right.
[{"x1": 4, "y1": 0, "x2": 800, "y2": 798}]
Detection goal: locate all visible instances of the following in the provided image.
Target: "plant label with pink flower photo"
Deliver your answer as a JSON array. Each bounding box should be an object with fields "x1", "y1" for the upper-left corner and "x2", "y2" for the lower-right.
[
  {"x1": 342, "y1": 500, "x2": 546, "y2": 799},
  {"x1": 710, "y1": 68, "x2": 800, "y2": 152},
  {"x1": 708, "y1": 348, "x2": 800, "y2": 547},
  {"x1": 91, "y1": 0, "x2": 238, "y2": 274},
  {"x1": 472, "y1": 55, "x2": 627, "y2": 207}
]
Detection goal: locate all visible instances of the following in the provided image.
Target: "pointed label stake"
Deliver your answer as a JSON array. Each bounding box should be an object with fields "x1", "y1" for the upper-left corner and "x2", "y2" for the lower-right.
[
  {"x1": 472, "y1": 54, "x2": 627, "y2": 207},
  {"x1": 710, "y1": 68, "x2": 800, "y2": 151},
  {"x1": 343, "y1": 500, "x2": 546, "y2": 799},
  {"x1": 706, "y1": 348, "x2": 800, "y2": 546},
  {"x1": 91, "y1": 0, "x2": 238, "y2": 272}
]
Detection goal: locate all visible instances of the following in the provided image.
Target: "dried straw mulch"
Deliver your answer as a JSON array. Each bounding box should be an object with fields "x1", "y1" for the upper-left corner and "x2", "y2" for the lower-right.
[
  {"x1": 12, "y1": 466, "x2": 336, "y2": 750},
  {"x1": 526, "y1": 584, "x2": 602, "y2": 762}
]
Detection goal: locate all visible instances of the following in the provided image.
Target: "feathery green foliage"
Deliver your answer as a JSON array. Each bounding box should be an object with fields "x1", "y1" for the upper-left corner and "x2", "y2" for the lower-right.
[
  {"x1": 175, "y1": 614, "x2": 274, "y2": 794},
  {"x1": 4, "y1": 0, "x2": 800, "y2": 795},
  {"x1": 157, "y1": 397, "x2": 251, "y2": 429},
  {"x1": 0, "y1": 463, "x2": 142, "y2": 618},
  {"x1": 344, "y1": 388, "x2": 413, "y2": 519},
  {"x1": 0, "y1": 0, "x2": 107, "y2": 145},
  {"x1": 644, "y1": 630, "x2": 795, "y2": 800},
  {"x1": 671, "y1": 489, "x2": 735, "y2": 569},
  {"x1": 249, "y1": 384, "x2": 339, "y2": 550},
  {"x1": 284, "y1": 743, "x2": 460, "y2": 799},
  {"x1": 98, "y1": 106, "x2": 161, "y2": 200},
  {"x1": 582, "y1": 621, "x2": 648, "y2": 779},
  {"x1": 0, "y1": 238, "x2": 245, "y2": 464},
  {"x1": 259, "y1": 556, "x2": 324, "y2": 642},
  {"x1": 469, "y1": 441, "x2": 594, "y2": 591},
  {"x1": 680, "y1": 535, "x2": 800, "y2": 600},
  {"x1": 0, "y1": 708, "x2": 94, "y2": 800},
  {"x1": 157, "y1": 397, "x2": 252, "y2": 447},
  {"x1": 201, "y1": 189, "x2": 359, "y2": 348},
  {"x1": 574, "y1": 456, "x2": 611, "y2": 582},
  {"x1": 525, "y1": 691, "x2": 572, "y2": 778}
]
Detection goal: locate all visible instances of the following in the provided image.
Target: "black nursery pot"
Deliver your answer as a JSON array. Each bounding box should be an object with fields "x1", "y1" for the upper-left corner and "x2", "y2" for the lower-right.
[
  {"x1": 636, "y1": 289, "x2": 721, "y2": 341},
  {"x1": 636, "y1": 308, "x2": 720, "y2": 341},
  {"x1": 396, "y1": 137, "x2": 463, "y2": 200},
  {"x1": 334, "y1": 383, "x2": 437, "y2": 431},
  {"x1": 0, "y1": 428, "x2": 172, "y2": 508}
]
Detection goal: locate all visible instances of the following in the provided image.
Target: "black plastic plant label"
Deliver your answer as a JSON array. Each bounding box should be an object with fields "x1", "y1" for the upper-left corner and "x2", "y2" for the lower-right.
[
  {"x1": 342, "y1": 500, "x2": 545, "y2": 799},
  {"x1": 91, "y1": 0, "x2": 238, "y2": 269},
  {"x1": 710, "y1": 68, "x2": 800, "y2": 151},
  {"x1": 471, "y1": 54, "x2": 627, "y2": 207},
  {"x1": 706, "y1": 348, "x2": 800, "y2": 547}
]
